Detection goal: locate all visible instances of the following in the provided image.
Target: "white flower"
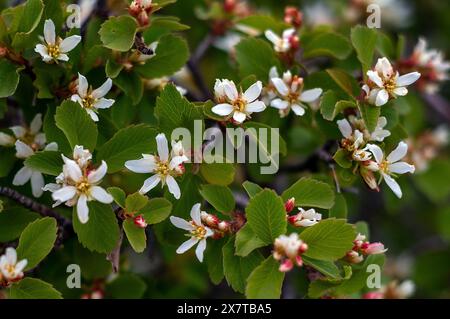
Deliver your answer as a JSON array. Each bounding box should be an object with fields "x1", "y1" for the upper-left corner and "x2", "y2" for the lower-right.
[
  {"x1": 125, "y1": 133, "x2": 188, "y2": 199},
  {"x1": 270, "y1": 70, "x2": 322, "y2": 117},
  {"x1": 337, "y1": 119, "x2": 372, "y2": 161},
  {"x1": 0, "y1": 247, "x2": 27, "y2": 283},
  {"x1": 289, "y1": 208, "x2": 322, "y2": 227},
  {"x1": 211, "y1": 80, "x2": 266, "y2": 124},
  {"x1": 46, "y1": 146, "x2": 113, "y2": 224},
  {"x1": 273, "y1": 233, "x2": 308, "y2": 272},
  {"x1": 34, "y1": 19, "x2": 81, "y2": 63},
  {"x1": 170, "y1": 203, "x2": 214, "y2": 262},
  {"x1": 0, "y1": 132, "x2": 14, "y2": 146},
  {"x1": 363, "y1": 57, "x2": 420, "y2": 106},
  {"x1": 71, "y1": 73, "x2": 115, "y2": 122},
  {"x1": 367, "y1": 141, "x2": 415, "y2": 198},
  {"x1": 370, "y1": 117, "x2": 391, "y2": 142},
  {"x1": 264, "y1": 28, "x2": 298, "y2": 53}
]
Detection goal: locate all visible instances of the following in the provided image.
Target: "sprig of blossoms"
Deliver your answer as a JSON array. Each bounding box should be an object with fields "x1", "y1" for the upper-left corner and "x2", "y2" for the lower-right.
[
  {"x1": 346, "y1": 233, "x2": 387, "y2": 264},
  {"x1": 0, "y1": 114, "x2": 58, "y2": 198},
  {"x1": 362, "y1": 57, "x2": 420, "y2": 106},
  {"x1": 273, "y1": 233, "x2": 308, "y2": 272},
  {"x1": 43, "y1": 145, "x2": 113, "y2": 224},
  {"x1": 212, "y1": 79, "x2": 266, "y2": 124},
  {"x1": 0, "y1": 247, "x2": 27, "y2": 286},
  {"x1": 35, "y1": 19, "x2": 81, "y2": 64},
  {"x1": 170, "y1": 203, "x2": 214, "y2": 262},
  {"x1": 125, "y1": 133, "x2": 189, "y2": 199}
]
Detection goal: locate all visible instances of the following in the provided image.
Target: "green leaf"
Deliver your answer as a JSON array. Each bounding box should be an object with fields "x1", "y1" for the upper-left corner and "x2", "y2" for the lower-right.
[
  {"x1": 237, "y1": 15, "x2": 287, "y2": 34},
  {"x1": 99, "y1": 15, "x2": 138, "y2": 52},
  {"x1": 333, "y1": 148, "x2": 352, "y2": 169},
  {"x1": 125, "y1": 192, "x2": 148, "y2": 213},
  {"x1": 123, "y1": 219, "x2": 146, "y2": 253},
  {"x1": 328, "y1": 194, "x2": 348, "y2": 219},
  {"x1": 199, "y1": 184, "x2": 235, "y2": 214},
  {"x1": 55, "y1": 100, "x2": 98, "y2": 151},
  {"x1": 281, "y1": 178, "x2": 335, "y2": 209},
  {"x1": 16, "y1": 0, "x2": 43, "y2": 33},
  {"x1": 303, "y1": 31, "x2": 352, "y2": 60},
  {"x1": 242, "y1": 181, "x2": 263, "y2": 198},
  {"x1": 199, "y1": 162, "x2": 235, "y2": 186},
  {"x1": 299, "y1": 219, "x2": 356, "y2": 261},
  {"x1": 9, "y1": 278, "x2": 62, "y2": 299},
  {"x1": 135, "y1": 34, "x2": 189, "y2": 79},
  {"x1": 245, "y1": 189, "x2": 287, "y2": 245},
  {"x1": 106, "y1": 274, "x2": 147, "y2": 299},
  {"x1": 235, "y1": 37, "x2": 280, "y2": 82},
  {"x1": 326, "y1": 68, "x2": 360, "y2": 98},
  {"x1": 222, "y1": 236, "x2": 264, "y2": 293},
  {"x1": 246, "y1": 257, "x2": 285, "y2": 299},
  {"x1": 16, "y1": 217, "x2": 58, "y2": 270},
  {"x1": 107, "y1": 187, "x2": 126, "y2": 208},
  {"x1": 97, "y1": 124, "x2": 157, "y2": 173},
  {"x1": 113, "y1": 70, "x2": 143, "y2": 105},
  {"x1": 0, "y1": 148, "x2": 16, "y2": 177},
  {"x1": 235, "y1": 224, "x2": 266, "y2": 257},
  {"x1": 24, "y1": 150, "x2": 63, "y2": 176},
  {"x1": 302, "y1": 256, "x2": 341, "y2": 279},
  {"x1": 140, "y1": 197, "x2": 172, "y2": 224},
  {"x1": 105, "y1": 59, "x2": 124, "y2": 79},
  {"x1": 357, "y1": 101, "x2": 380, "y2": 132},
  {"x1": 415, "y1": 159, "x2": 450, "y2": 203},
  {"x1": 205, "y1": 237, "x2": 226, "y2": 285},
  {"x1": 72, "y1": 202, "x2": 120, "y2": 254},
  {"x1": 43, "y1": 105, "x2": 71, "y2": 154},
  {"x1": 143, "y1": 16, "x2": 190, "y2": 43},
  {"x1": 0, "y1": 207, "x2": 40, "y2": 242},
  {"x1": 0, "y1": 59, "x2": 23, "y2": 98},
  {"x1": 73, "y1": 243, "x2": 112, "y2": 280},
  {"x1": 321, "y1": 91, "x2": 358, "y2": 121},
  {"x1": 350, "y1": 25, "x2": 378, "y2": 72}
]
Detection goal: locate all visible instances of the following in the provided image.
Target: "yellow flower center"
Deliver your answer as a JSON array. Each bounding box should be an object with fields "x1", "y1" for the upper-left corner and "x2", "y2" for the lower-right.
[
  {"x1": 232, "y1": 97, "x2": 247, "y2": 113},
  {"x1": 155, "y1": 160, "x2": 170, "y2": 176},
  {"x1": 384, "y1": 77, "x2": 397, "y2": 94},
  {"x1": 191, "y1": 224, "x2": 207, "y2": 239},
  {"x1": 379, "y1": 160, "x2": 389, "y2": 173},
  {"x1": 76, "y1": 177, "x2": 91, "y2": 194},
  {"x1": 82, "y1": 94, "x2": 96, "y2": 109},
  {"x1": 47, "y1": 44, "x2": 60, "y2": 59},
  {"x1": 5, "y1": 264, "x2": 15, "y2": 274}
]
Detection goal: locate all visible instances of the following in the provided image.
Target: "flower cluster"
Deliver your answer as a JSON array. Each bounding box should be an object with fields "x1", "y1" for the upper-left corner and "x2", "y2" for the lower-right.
[
  {"x1": 0, "y1": 114, "x2": 58, "y2": 198},
  {"x1": 362, "y1": 57, "x2": 420, "y2": 107},
  {"x1": 346, "y1": 233, "x2": 387, "y2": 264},
  {"x1": 288, "y1": 207, "x2": 322, "y2": 227},
  {"x1": 43, "y1": 146, "x2": 113, "y2": 224},
  {"x1": 273, "y1": 233, "x2": 308, "y2": 272},
  {"x1": 0, "y1": 248, "x2": 27, "y2": 287},
  {"x1": 125, "y1": 133, "x2": 189, "y2": 199},
  {"x1": 128, "y1": 0, "x2": 154, "y2": 26}
]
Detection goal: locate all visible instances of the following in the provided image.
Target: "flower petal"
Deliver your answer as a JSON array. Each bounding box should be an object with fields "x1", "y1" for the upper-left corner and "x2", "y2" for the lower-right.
[
  {"x1": 265, "y1": 30, "x2": 280, "y2": 44},
  {"x1": 195, "y1": 239, "x2": 207, "y2": 262},
  {"x1": 30, "y1": 114, "x2": 43, "y2": 134},
  {"x1": 156, "y1": 133, "x2": 169, "y2": 161},
  {"x1": 77, "y1": 194, "x2": 89, "y2": 224},
  {"x1": 300, "y1": 88, "x2": 322, "y2": 102},
  {"x1": 243, "y1": 81, "x2": 262, "y2": 102},
  {"x1": 77, "y1": 73, "x2": 88, "y2": 97},
  {"x1": 12, "y1": 166, "x2": 33, "y2": 186},
  {"x1": 176, "y1": 237, "x2": 198, "y2": 254},
  {"x1": 57, "y1": 53, "x2": 69, "y2": 62},
  {"x1": 223, "y1": 81, "x2": 238, "y2": 101},
  {"x1": 64, "y1": 159, "x2": 83, "y2": 181},
  {"x1": 34, "y1": 44, "x2": 49, "y2": 58},
  {"x1": 211, "y1": 103, "x2": 234, "y2": 116},
  {"x1": 190, "y1": 203, "x2": 202, "y2": 225},
  {"x1": 166, "y1": 175, "x2": 181, "y2": 199},
  {"x1": 52, "y1": 186, "x2": 77, "y2": 202},
  {"x1": 233, "y1": 111, "x2": 246, "y2": 123},
  {"x1": 169, "y1": 155, "x2": 185, "y2": 170},
  {"x1": 92, "y1": 78, "x2": 113, "y2": 99},
  {"x1": 375, "y1": 89, "x2": 389, "y2": 106},
  {"x1": 44, "y1": 142, "x2": 58, "y2": 151},
  {"x1": 393, "y1": 87, "x2": 408, "y2": 96},
  {"x1": 139, "y1": 175, "x2": 161, "y2": 194},
  {"x1": 271, "y1": 77, "x2": 289, "y2": 96},
  {"x1": 5, "y1": 247, "x2": 17, "y2": 265},
  {"x1": 94, "y1": 98, "x2": 115, "y2": 109},
  {"x1": 389, "y1": 162, "x2": 415, "y2": 174},
  {"x1": 86, "y1": 109, "x2": 99, "y2": 122},
  {"x1": 15, "y1": 259, "x2": 27, "y2": 273},
  {"x1": 15, "y1": 140, "x2": 34, "y2": 158},
  {"x1": 387, "y1": 141, "x2": 408, "y2": 163},
  {"x1": 59, "y1": 35, "x2": 82, "y2": 53},
  {"x1": 291, "y1": 104, "x2": 305, "y2": 116},
  {"x1": 367, "y1": 144, "x2": 384, "y2": 164},
  {"x1": 396, "y1": 72, "x2": 421, "y2": 86},
  {"x1": 31, "y1": 171, "x2": 44, "y2": 198},
  {"x1": 170, "y1": 216, "x2": 194, "y2": 231},
  {"x1": 87, "y1": 161, "x2": 107, "y2": 184},
  {"x1": 382, "y1": 173, "x2": 402, "y2": 198},
  {"x1": 125, "y1": 157, "x2": 156, "y2": 173},
  {"x1": 10, "y1": 126, "x2": 26, "y2": 138},
  {"x1": 90, "y1": 186, "x2": 113, "y2": 203},
  {"x1": 245, "y1": 101, "x2": 266, "y2": 113},
  {"x1": 367, "y1": 70, "x2": 384, "y2": 88},
  {"x1": 44, "y1": 19, "x2": 56, "y2": 45},
  {"x1": 270, "y1": 98, "x2": 289, "y2": 110},
  {"x1": 337, "y1": 119, "x2": 352, "y2": 138}
]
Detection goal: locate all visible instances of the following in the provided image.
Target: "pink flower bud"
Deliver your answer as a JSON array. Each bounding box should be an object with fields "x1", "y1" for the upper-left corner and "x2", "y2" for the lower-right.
[
  {"x1": 279, "y1": 259, "x2": 294, "y2": 272},
  {"x1": 298, "y1": 242, "x2": 308, "y2": 254},
  {"x1": 284, "y1": 6, "x2": 303, "y2": 28},
  {"x1": 364, "y1": 242, "x2": 387, "y2": 255},
  {"x1": 134, "y1": 215, "x2": 147, "y2": 228},
  {"x1": 284, "y1": 197, "x2": 295, "y2": 213},
  {"x1": 295, "y1": 255, "x2": 303, "y2": 267},
  {"x1": 346, "y1": 250, "x2": 364, "y2": 264},
  {"x1": 218, "y1": 221, "x2": 230, "y2": 232},
  {"x1": 363, "y1": 291, "x2": 384, "y2": 299}
]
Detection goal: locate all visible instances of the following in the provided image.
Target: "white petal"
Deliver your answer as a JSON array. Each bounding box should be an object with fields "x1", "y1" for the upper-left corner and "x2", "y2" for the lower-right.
[
  {"x1": 0, "y1": 132, "x2": 14, "y2": 146},
  {"x1": 77, "y1": 73, "x2": 88, "y2": 97},
  {"x1": 139, "y1": 175, "x2": 161, "y2": 194},
  {"x1": 375, "y1": 89, "x2": 389, "y2": 106},
  {"x1": 87, "y1": 161, "x2": 107, "y2": 184},
  {"x1": 44, "y1": 19, "x2": 56, "y2": 45},
  {"x1": 94, "y1": 98, "x2": 115, "y2": 109},
  {"x1": 156, "y1": 133, "x2": 169, "y2": 161},
  {"x1": 59, "y1": 35, "x2": 81, "y2": 53},
  {"x1": 52, "y1": 186, "x2": 77, "y2": 202},
  {"x1": 265, "y1": 30, "x2": 280, "y2": 44},
  {"x1": 170, "y1": 216, "x2": 194, "y2": 231},
  {"x1": 15, "y1": 140, "x2": 34, "y2": 158},
  {"x1": 291, "y1": 104, "x2": 305, "y2": 116},
  {"x1": 190, "y1": 203, "x2": 202, "y2": 225},
  {"x1": 383, "y1": 173, "x2": 402, "y2": 198},
  {"x1": 90, "y1": 186, "x2": 113, "y2": 203},
  {"x1": 387, "y1": 141, "x2": 408, "y2": 163},
  {"x1": 243, "y1": 81, "x2": 262, "y2": 102},
  {"x1": 10, "y1": 126, "x2": 26, "y2": 138},
  {"x1": 176, "y1": 237, "x2": 198, "y2": 254},
  {"x1": 77, "y1": 194, "x2": 89, "y2": 223},
  {"x1": 44, "y1": 142, "x2": 58, "y2": 151},
  {"x1": 367, "y1": 144, "x2": 384, "y2": 164},
  {"x1": 166, "y1": 175, "x2": 181, "y2": 199},
  {"x1": 389, "y1": 162, "x2": 415, "y2": 174},
  {"x1": 396, "y1": 72, "x2": 421, "y2": 86},
  {"x1": 12, "y1": 166, "x2": 33, "y2": 186},
  {"x1": 337, "y1": 119, "x2": 352, "y2": 138},
  {"x1": 375, "y1": 57, "x2": 394, "y2": 78},
  {"x1": 300, "y1": 88, "x2": 322, "y2": 102},
  {"x1": 366, "y1": 70, "x2": 384, "y2": 88},
  {"x1": 233, "y1": 111, "x2": 246, "y2": 123},
  {"x1": 71, "y1": 94, "x2": 83, "y2": 105},
  {"x1": 393, "y1": 87, "x2": 408, "y2": 96},
  {"x1": 30, "y1": 114, "x2": 43, "y2": 134},
  {"x1": 31, "y1": 171, "x2": 44, "y2": 198},
  {"x1": 271, "y1": 78, "x2": 289, "y2": 96},
  {"x1": 245, "y1": 101, "x2": 266, "y2": 113},
  {"x1": 223, "y1": 81, "x2": 239, "y2": 101},
  {"x1": 86, "y1": 109, "x2": 99, "y2": 122},
  {"x1": 57, "y1": 54, "x2": 69, "y2": 62},
  {"x1": 270, "y1": 98, "x2": 289, "y2": 110},
  {"x1": 15, "y1": 259, "x2": 27, "y2": 273},
  {"x1": 211, "y1": 103, "x2": 234, "y2": 116},
  {"x1": 125, "y1": 157, "x2": 156, "y2": 173},
  {"x1": 92, "y1": 78, "x2": 113, "y2": 99},
  {"x1": 5, "y1": 248, "x2": 17, "y2": 264},
  {"x1": 169, "y1": 156, "x2": 185, "y2": 170},
  {"x1": 34, "y1": 44, "x2": 49, "y2": 58},
  {"x1": 64, "y1": 159, "x2": 82, "y2": 181},
  {"x1": 195, "y1": 239, "x2": 207, "y2": 262}
]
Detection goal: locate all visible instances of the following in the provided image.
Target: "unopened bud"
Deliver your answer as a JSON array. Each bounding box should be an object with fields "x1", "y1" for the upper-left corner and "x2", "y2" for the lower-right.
[
  {"x1": 284, "y1": 6, "x2": 303, "y2": 28},
  {"x1": 295, "y1": 255, "x2": 303, "y2": 267},
  {"x1": 279, "y1": 259, "x2": 294, "y2": 272},
  {"x1": 134, "y1": 215, "x2": 147, "y2": 228},
  {"x1": 360, "y1": 167, "x2": 379, "y2": 190},
  {"x1": 363, "y1": 242, "x2": 387, "y2": 255},
  {"x1": 218, "y1": 221, "x2": 230, "y2": 232},
  {"x1": 298, "y1": 242, "x2": 308, "y2": 254},
  {"x1": 223, "y1": 0, "x2": 236, "y2": 13},
  {"x1": 346, "y1": 250, "x2": 363, "y2": 264},
  {"x1": 284, "y1": 197, "x2": 295, "y2": 213}
]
